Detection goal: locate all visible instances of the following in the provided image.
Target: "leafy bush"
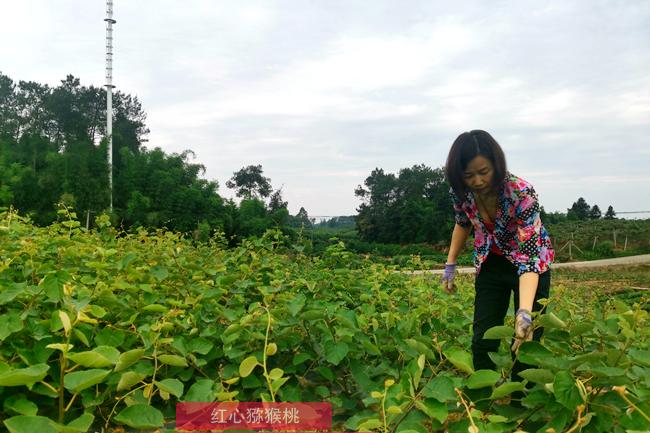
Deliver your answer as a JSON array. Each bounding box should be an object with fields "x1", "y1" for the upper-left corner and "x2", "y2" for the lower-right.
[
  {"x1": 594, "y1": 240, "x2": 615, "y2": 258},
  {"x1": 0, "y1": 209, "x2": 648, "y2": 433}
]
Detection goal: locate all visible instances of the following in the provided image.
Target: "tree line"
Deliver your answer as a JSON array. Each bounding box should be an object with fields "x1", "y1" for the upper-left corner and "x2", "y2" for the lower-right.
[
  {"x1": 0, "y1": 72, "x2": 622, "y2": 248},
  {"x1": 0, "y1": 73, "x2": 310, "y2": 244}
]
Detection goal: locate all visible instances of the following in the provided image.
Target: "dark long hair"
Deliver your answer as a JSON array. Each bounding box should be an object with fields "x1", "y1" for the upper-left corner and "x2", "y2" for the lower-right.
[{"x1": 445, "y1": 130, "x2": 507, "y2": 199}]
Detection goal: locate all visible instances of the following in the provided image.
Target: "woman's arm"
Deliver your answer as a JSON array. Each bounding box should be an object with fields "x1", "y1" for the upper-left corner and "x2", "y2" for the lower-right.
[
  {"x1": 514, "y1": 186, "x2": 544, "y2": 310},
  {"x1": 518, "y1": 272, "x2": 539, "y2": 311},
  {"x1": 447, "y1": 223, "x2": 471, "y2": 264}
]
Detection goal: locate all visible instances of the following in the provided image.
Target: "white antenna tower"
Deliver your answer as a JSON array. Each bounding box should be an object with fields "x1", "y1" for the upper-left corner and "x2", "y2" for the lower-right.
[{"x1": 105, "y1": 0, "x2": 116, "y2": 212}]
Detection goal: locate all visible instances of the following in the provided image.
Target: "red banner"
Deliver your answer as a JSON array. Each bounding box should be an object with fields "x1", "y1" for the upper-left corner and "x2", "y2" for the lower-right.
[{"x1": 176, "y1": 402, "x2": 333, "y2": 431}]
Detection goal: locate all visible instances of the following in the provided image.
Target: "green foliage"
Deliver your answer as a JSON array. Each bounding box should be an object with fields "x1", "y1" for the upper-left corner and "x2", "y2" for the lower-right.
[
  {"x1": 567, "y1": 197, "x2": 592, "y2": 221},
  {"x1": 548, "y1": 218, "x2": 650, "y2": 261},
  {"x1": 315, "y1": 215, "x2": 355, "y2": 229},
  {"x1": 355, "y1": 165, "x2": 455, "y2": 244},
  {"x1": 0, "y1": 72, "x2": 308, "y2": 244},
  {"x1": 1, "y1": 209, "x2": 649, "y2": 432},
  {"x1": 226, "y1": 164, "x2": 272, "y2": 200}
]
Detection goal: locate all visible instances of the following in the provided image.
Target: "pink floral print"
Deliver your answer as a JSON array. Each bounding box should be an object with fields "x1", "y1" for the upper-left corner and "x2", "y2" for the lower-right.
[{"x1": 450, "y1": 172, "x2": 554, "y2": 276}]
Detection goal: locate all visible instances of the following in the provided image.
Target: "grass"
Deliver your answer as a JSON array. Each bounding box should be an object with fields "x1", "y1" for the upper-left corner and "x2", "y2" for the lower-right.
[
  {"x1": 552, "y1": 264, "x2": 650, "y2": 308},
  {"x1": 553, "y1": 264, "x2": 650, "y2": 291}
]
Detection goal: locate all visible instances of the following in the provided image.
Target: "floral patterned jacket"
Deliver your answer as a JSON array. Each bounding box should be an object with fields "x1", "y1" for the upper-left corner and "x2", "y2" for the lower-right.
[{"x1": 450, "y1": 172, "x2": 554, "y2": 276}]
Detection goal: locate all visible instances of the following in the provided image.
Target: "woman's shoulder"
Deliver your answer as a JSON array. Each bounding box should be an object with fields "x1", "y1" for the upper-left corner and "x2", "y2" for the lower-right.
[{"x1": 502, "y1": 172, "x2": 535, "y2": 197}]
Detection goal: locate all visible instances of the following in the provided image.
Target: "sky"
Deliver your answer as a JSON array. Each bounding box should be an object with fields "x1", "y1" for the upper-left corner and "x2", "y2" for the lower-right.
[{"x1": 1, "y1": 0, "x2": 649, "y2": 218}]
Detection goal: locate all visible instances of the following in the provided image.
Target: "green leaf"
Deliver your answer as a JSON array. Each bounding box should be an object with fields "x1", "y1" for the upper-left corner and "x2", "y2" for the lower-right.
[
  {"x1": 4, "y1": 416, "x2": 59, "y2": 433},
  {"x1": 95, "y1": 328, "x2": 126, "y2": 347},
  {"x1": 68, "y1": 346, "x2": 120, "y2": 368},
  {"x1": 413, "y1": 354, "x2": 425, "y2": 387},
  {"x1": 553, "y1": 371, "x2": 582, "y2": 410},
  {"x1": 158, "y1": 354, "x2": 188, "y2": 367},
  {"x1": 361, "y1": 338, "x2": 382, "y2": 356},
  {"x1": 0, "y1": 312, "x2": 24, "y2": 341},
  {"x1": 114, "y1": 404, "x2": 164, "y2": 429},
  {"x1": 415, "y1": 399, "x2": 448, "y2": 422},
  {"x1": 0, "y1": 364, "x2": 49, "y2": 387},
  {"x1": 518, "y1": 368, "x2": 554, "y2": 384},
  {"x1": 58, "y1": 311, "x2": 72, "y2": 335},
  {"x1": 357, "y1": 419, "x2": 382, "y2": 430},
  {"x1": 287, "y1": 293, "x2": 306, "y2": 316},
  {"x1": 268, "y1": 368, "x2": 284, "y2": 380},
  {"x1": 150, "y1": 266, "x2": 169, "y2": 282},
  {"x1": 3, "y1": 395, "x2": 38, "y2": 416},
  {"x1": 64, "y1": 369, "x2": 110, "y2": 393},
  {"x1": 487, "y1": 415, "x2": 508, "y2": 423},
  {"x1": 578, "y1": 365, "x2": 625, "y2": 377},
  {"x1": 292, "y1": 353, "x2": 312, "y2": 365},
  {"x1": 483, "y1": 325, "x2": 513, "y2": 339},
  {"x1": 117, "y1": 371, "x2": 146, "y2": 391},
  {"x1": 239, "y1": 356, "x2": 258, "y2": 377},
  {"x1": 41, "y1": 271, "x2": 67, "y2": 302},
  {"x1": 188, "y1": 338, "x2": 214, "y2": 355},
  {"x1": 142, "y1": 304, "x2": 168, "y2": 313},
  {"x1": 156, "y1": 378, "x2": 184, "y2": 398},
  {"x1": 537, "y1": 312, "x2": 567, "y2": 329},
  {"x1": 0, "y1": 284, "x2": 23, "y2": 305},
  {"x1": 490, "y1": 381, "x2": 525, "y2": 399},
  {"x1": 114, "y1": 348, "x2": 145, "y2": 372},
  {"x1": 443, "y1": 347, "x2": 474, "y2": 374},
  {"x1": 73, "y1": 329, "x2": 90, "y2": 347},
  {"x1": 62, "y1": 413, "x2": 95, "y2": 433},
  {"x1": 325, "y1": 341, "x2": 349, "y2": 366},
  {"x1": 215, "y1": 390, "x2": 239, "y2": 401},
  {"x1": 46, "y1": 343, "x2": 73, "y2": 353},
  {"x1": 405, "y1": 339, "x2": 435, "y2": 360},
  {"x1": 271, "y1": 376, "x2": 290, "y2": 393},
  {"x1": 317, "y1": 366, "x2": 334, "y2": 381},
  {"x1": 518, "y1": 341, "x2": 569, "y2": 369},
  {"x1": 570, "y1": 322, "x2": 594, "y2": 337},
  {"x1": 467, "y1": 370, "x2": 501, "y2": 389},
  {"x1": 422, "y1": 375, "x2": 456, "y2": 402},
  {"x1": 88, "y1": 305, "x2": 107, "y2": 318},
  {"x1": 300, "y1": 309, "x2": 325, "y2": 321},
  {"x1": 569, "y1": 351, "x2": 607, "y2": 367},
  {"x1": 629, "y1": 349, "x2": 650, "y2": 367},
  {"x1": 184, "y1": 379, "x2": 217, "y2": 402}
]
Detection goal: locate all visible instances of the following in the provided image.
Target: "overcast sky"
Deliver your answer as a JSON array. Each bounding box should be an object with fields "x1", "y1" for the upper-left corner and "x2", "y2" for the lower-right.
[{"x1": 1, "y1": 0, "x2": 649, "y2": 218}]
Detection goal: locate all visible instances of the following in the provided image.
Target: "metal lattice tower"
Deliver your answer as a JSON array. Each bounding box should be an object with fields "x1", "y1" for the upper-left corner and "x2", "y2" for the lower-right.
[{"x1": 105, "y1": 0, "x2": 116, "y2": 212}]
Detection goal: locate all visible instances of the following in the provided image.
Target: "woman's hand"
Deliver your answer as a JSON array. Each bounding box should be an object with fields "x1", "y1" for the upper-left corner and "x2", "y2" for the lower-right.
[
  {"x1": 511, "y1": 308, "x2": 533, "y2": 354},
  {"x1": 441, "y1": 263, "x2": 457, "y2": 294}
]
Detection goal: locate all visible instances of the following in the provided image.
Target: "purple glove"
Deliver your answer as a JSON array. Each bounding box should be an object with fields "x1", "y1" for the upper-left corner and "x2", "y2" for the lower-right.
[
  {"x1": 512, "y1": 308, "x2": 533, "y2": 354},
  {"x1": 441, "y1": 263, "x2": 457, "y2": 293}
]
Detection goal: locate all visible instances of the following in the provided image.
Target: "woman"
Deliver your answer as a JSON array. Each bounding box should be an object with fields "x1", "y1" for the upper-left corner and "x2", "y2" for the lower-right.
[{"x1": 441, "y1": 130, "x2": 554, "y2": 383}]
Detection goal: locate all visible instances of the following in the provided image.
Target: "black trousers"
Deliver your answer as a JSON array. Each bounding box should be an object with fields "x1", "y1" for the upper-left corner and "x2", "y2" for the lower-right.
[{"x1": 472, "y1": 253, "x2": 551, "y2": 380}]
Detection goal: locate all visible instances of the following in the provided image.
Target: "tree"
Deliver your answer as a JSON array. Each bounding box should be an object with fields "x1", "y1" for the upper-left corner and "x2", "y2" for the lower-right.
[
  {"x1": 268, "y1": 188, "x2": 288, "y2": 212},
  {"x1": 567, "y1": 197, "x2": 590, "y2": 220},
  {"x1": 604, "y1": 205, "x2": 616, "y2": 219},
  {"x1": 226, "y1": 165, "x2": 272, "y2": 200},
  {"x1": 589, "y1": 204, "x2": 601, "y2": 220},
  {"x1": 541, "y1": 210, "x2": 567, "y2": 225},
  {"x1": 119, "y1": 147, "x2": 226, "y2": 233},
  {"x1": 315, "y1": 215, "x2": 355, "y2": 229},
  {"x1": 237, "y1": 198, "x2": 271, "y2": 238},
  {"x1": 355, "y1": 165, "x2": 453, "y2": 244},
  {"x1": 267, "y1": 188, "x2": 289, "y2": 227},
  {"x1": 292, "y1": 207, "x2": 312, "y2": 228}
]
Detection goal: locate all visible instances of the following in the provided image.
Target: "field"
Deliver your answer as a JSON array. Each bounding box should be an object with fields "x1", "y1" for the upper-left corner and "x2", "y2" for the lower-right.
[{"x1": 0, "y1": 209, "x2": 649, "y2": 433}]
